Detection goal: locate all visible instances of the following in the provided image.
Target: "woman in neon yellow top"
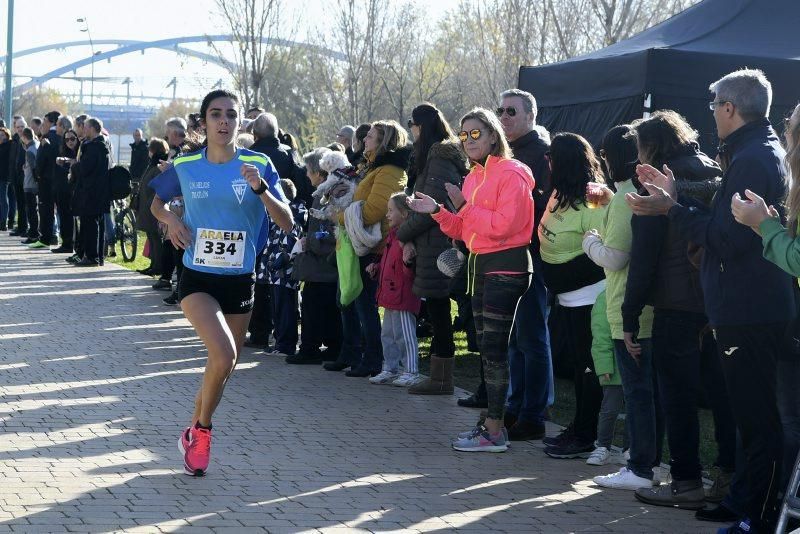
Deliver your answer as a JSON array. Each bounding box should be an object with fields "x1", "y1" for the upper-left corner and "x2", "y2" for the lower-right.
[{"x1": 537, "y1": 132, "x2": 607, "y2": 459}]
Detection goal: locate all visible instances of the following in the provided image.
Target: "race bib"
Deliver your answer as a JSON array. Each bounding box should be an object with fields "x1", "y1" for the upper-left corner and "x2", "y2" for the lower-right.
[{"x1": 193, "y1": 228, "x2": 246, "y2": 269}]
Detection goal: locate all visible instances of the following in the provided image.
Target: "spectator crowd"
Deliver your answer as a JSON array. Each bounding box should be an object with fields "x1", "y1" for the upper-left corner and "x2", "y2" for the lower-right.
[{"x1": 3, "y1": 67, "x2": 800, "y2": 534}]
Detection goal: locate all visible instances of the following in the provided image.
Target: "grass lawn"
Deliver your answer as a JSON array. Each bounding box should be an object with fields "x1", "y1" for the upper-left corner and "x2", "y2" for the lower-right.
[{"x1": 107, "y1": 231, "x2": 154, "y2": 272}]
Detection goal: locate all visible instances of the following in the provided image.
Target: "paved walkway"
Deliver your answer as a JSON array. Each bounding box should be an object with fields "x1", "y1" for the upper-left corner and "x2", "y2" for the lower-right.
[{"x1": 0, "y1": 234, "x2": 711, "y2": 533}]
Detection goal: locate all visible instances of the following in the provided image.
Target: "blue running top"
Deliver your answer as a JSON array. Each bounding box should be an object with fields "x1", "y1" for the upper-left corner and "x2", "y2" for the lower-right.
[{"x1": 149, "y1": 148, "x2": 287, "y2": 275}]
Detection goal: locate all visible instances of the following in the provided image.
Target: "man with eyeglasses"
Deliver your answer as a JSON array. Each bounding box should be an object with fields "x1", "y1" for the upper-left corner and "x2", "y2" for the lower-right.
[
  {"x1": 473, "y1": 88, "x2": 553, "y2": 442},
  {"x1": 626, "y1": 69, "x2": 792, "y2": 534}
]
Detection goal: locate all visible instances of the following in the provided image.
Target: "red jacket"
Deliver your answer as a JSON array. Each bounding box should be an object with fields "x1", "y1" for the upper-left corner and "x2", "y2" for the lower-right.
[
  {"x1": 432, "y1": 156, "x2": 535, "y2": 254},
  {"x1": 375, "y1": 228, "x2": 421, "y2": 314}
]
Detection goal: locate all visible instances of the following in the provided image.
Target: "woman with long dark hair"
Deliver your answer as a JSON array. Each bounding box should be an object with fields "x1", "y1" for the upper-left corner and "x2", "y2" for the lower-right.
[
  {"x1": 149, "y1": 89, "x2": 293, "y2": 476},
  {"x1": 538, "y1": 133, "x2": 607, "y2": 460},
  {"x1": 396, "y1": 103, "x2": 469, "y2": 391},
  {"x1": 408, "y1": 107, "x2": 534, "y2": 452}
]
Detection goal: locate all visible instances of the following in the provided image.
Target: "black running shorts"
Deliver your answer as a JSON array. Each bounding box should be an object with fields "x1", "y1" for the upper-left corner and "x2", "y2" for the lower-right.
[{"x1": 178, "y1": 267, "x2": 256, "y2": 315}]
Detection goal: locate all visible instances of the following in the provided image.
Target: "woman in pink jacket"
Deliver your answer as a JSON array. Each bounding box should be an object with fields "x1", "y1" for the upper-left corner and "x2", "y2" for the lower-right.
[{"x1": 408, "y1": 107, "x2": 535, "y2": 452}]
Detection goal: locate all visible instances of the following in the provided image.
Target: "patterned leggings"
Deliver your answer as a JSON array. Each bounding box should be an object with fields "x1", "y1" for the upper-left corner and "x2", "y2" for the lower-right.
[{"x1": 471, "y1": 272, "x2": 531, "y2": 420}]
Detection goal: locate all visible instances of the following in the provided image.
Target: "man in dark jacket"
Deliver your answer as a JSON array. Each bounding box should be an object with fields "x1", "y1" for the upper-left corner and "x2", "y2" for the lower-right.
[
  {"x1": 49, "y1": 115, "x2": 75, "y2": 254},
  {"x1": 487, "y1": 88, "x2": 553, "y2": 441},
  {"x1": 31, "y1": 111, "x2": 61, "y2": 248},
  {"x1": 627, "y1": 69, "x2": 793, "y2": 534},
  {"x1": 71, "y1": 118, "x2": 110, "y2": 266},
  {"x1": 8, "y1": 117, "x2": 27, "y2": 235},
  {"x1": 129, "y1": 129, "x2": 149, "y2": 182},
  {"x1": 250, "y1": 113, "x2": 312, "y2": 208},
  {"x1": 621, "y1": 126, "x2": 736, "y2": 510}
]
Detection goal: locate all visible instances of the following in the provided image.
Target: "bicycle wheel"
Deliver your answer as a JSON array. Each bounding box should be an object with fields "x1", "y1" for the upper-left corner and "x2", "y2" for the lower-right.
[{"x1": 119, "y1": 208, "x2": 138, "y2": 262}]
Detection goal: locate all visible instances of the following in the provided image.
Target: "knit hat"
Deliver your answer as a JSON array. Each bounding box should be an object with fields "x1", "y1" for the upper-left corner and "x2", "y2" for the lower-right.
[{"x1": 437, "y1": 248, "x2": 465, "y2": 278}]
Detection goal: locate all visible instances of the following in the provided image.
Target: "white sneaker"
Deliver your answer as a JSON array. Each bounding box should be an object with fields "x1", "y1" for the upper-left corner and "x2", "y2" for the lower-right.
[
  {"x1": 392, "y1": 373, "x2": 422, "y2": 387},
  {"x1": 586, "y1": 446, "x2": 611, "y2": 466},
  {"x1": 369, "y1": 370, "x2": 400, "y2": 385},
  {"x1": 593, "y1": 467, "x2": 653, "y2": 490}
]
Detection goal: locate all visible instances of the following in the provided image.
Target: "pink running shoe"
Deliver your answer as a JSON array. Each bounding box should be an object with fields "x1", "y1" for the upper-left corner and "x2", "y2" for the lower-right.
[{"x1": 177, "y1": 426, "x2": 212, "y2": 476}]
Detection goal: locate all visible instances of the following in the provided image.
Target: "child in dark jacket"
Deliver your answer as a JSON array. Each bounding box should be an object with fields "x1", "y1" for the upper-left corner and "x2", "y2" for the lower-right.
[
  {"x1": 258, "y1": 179, "x2": 307, "y2": 356},
  {"x1": 367, "y1": 193, "x2": 422, "y2": 386}
]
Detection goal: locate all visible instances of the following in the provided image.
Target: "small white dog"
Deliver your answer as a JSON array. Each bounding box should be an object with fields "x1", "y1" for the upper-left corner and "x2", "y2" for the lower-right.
[{"x1": 309, "y1": 151, "x2": 358, "y2": 221}]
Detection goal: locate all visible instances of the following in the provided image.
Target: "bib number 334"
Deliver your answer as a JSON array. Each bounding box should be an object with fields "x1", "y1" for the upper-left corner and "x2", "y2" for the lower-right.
[{"x1": 193, "y1": 228, "x2": 246, "y2": 269}]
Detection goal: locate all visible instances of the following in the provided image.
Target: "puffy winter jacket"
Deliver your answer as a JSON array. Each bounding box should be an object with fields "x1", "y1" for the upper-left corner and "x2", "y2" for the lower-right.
[
  {"x1": 432, "y1": 156, "x2": 534, "y2": 255},
  {"x1": 375, "y1": 228, "x2": 421, "y2": 314},
  {"x1": 396, "y1": 141, "x2": 469, "y2": 298}
]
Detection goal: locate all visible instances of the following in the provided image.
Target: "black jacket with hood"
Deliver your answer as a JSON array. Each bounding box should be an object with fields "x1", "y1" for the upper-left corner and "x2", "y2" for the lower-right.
[
  {"x1": 396, "y1": 141, "x2": 469, "y2": 298},
  {"x1": 622, "y1": 144, "x2": 722, "y2": 334}
]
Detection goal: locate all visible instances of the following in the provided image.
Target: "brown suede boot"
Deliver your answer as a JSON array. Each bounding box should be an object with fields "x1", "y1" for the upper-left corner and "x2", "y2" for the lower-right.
[{"x1": 408, "y1": 355, "x2": 454, "y2": 395}]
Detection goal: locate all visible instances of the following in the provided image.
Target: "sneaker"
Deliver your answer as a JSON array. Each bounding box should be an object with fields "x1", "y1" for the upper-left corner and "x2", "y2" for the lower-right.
[
  {"x1": 634, "y1": 480, "x2": 705, "y2": 510},
  {"x1": 51, "y1": 245, "x2": 73, "y2": 254},
  {"x1": 27, "y1": 240, "x2": 48, "y2": 249},
  {"x1": 544, "y1": 436, "x2": 594, "y2": 459},
  {"x1": 716, "y1": 519, "x2": 752, "y2": 534},
  {"x1": 285, "y1": 352, "x2": 323, "y2": 365},
  {"x1": 392, "y1": 373, "x2": 423, "y2": 387},
  {"x1": 507, "y1": 419, "x2": 546, "y2": 441},
  {"x1": 152, "y1": 279, "x2": 172, "y2": 291},
  {"x1": 66, "y1": 254, "x2": 80, "y2": 264},
  {"x1": 456, "y1": 425, "x2": 510, "y2": 446},
  {"x1": 593, "y1": 467, "x2": 654, "y2": 490},
  {"x1": 542, "y1": 425, "x2": 573, "y2": 447},
  {"x1": 586, "y1": 446, "x2": 611, "y2": 466},
  {"x1": 451, "y1": 425, "x2": 507, "y2": 453},
  {"x1": 177, "y1": 425, "x2": 211, "y2": 476},
  {"x1": 49, "y1": 237, "x2": 59, "y2": 246},
  {"x1": 21, "y1": 237, "x2": 37, "y2": 244},
  {"x1": 695, "y1": 504, "x2": 740, "y2": 523},
  {"x1": 163, "y1": 292, "x2": 179, "y2": 305},
  {"x1": 368, "y1": 370, "x2": 400, "y2": 384}
]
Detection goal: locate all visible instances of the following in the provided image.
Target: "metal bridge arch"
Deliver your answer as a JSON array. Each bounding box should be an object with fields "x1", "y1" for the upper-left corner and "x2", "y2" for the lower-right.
[{"x1": 9, "y1": 35, "x2": 346, "y2": 95}]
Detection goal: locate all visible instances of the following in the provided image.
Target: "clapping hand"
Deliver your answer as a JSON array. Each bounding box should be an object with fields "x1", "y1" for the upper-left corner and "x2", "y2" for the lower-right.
[
  {"x1": 731, "y1": 189, "x2": 777, "y2": 234},
  {"x1": 625, "y1": 164, "x2": 678, "y2": 216},
  {"x1": 407, "y1": 192, "x2": 439, "y2": 214},
  {"x1": 444, "y1": 182, "x2": 465, "y2": 209}
]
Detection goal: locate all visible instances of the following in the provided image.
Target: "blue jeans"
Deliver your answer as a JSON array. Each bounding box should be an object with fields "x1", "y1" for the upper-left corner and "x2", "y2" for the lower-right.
[
  {"x1": 104, "y1": 212, "x2": 115, "y2": 246},
  {"x1": 506, "y1": 266, "x2": 552, "y2": 424},
  {"x1": 614, "y1": 338, "x2": 662, "y2": 480},
  {"x1": 340, "y1": 255, "x2": 383, "y2": 371}
]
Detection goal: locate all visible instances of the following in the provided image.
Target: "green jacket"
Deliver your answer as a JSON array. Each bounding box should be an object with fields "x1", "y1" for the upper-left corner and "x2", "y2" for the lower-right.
[
  {"x1": 760, "y1": 217, "x2": 800, "y2": 277},
  {"x1": 591, "y1": 291, "x2": 621, "y2": 386}
]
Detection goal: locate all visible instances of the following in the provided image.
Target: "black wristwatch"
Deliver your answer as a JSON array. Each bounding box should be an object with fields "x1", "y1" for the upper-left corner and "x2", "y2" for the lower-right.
[{"x1": 251, "y1": 179, "x2": 267, "y2": 195}]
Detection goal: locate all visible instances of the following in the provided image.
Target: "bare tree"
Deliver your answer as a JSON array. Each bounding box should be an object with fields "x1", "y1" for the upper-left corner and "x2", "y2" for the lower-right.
[{"x1": 211, "y1": 0, "x2": 300, "y2": 110}]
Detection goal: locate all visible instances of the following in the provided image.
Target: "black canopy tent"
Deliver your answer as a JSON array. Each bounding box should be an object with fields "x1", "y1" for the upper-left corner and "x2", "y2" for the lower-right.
[{"x1": 518, "y1": 0, "x2": 800, "y2": 153}]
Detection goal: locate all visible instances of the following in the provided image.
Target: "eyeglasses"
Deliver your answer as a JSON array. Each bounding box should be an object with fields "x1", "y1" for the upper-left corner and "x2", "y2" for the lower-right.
[
  {"x1": 458, "y1": 129, "x2": 483, "y2": 142},
  {"x1": 496, "y1": 107, "x2": 517, "y2": 117},
  {"x1": 708, "y1": 100, "x2": 731, "y2": 111},
  {"x1": 65, "y1": 137, "x2": 77, "y2": 142},
  {"x1": 407, "y1": 119, "x2": 418, "y2": 128}
]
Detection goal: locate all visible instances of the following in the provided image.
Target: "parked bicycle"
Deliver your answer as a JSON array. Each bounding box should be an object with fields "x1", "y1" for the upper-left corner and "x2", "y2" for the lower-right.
[{"x1": 111, "y1": 186, "x2": 138, "y2": 262}]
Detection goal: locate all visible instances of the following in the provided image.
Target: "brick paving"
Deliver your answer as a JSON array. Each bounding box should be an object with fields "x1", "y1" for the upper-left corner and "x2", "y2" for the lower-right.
[{"x1": 0, "y1": 234, "x2": 712, "y2": 533}]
